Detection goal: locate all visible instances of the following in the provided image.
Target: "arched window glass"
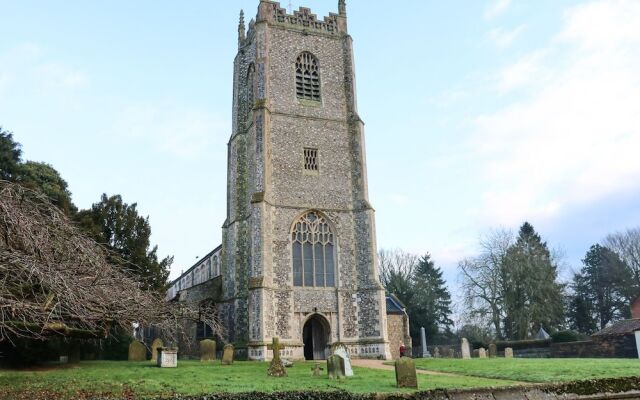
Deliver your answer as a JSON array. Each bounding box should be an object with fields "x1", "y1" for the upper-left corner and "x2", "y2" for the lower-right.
[
  {"x1": 295, "y1": 52, "x2": 321, "y2": 101},
  {"x1": 292, "y1": 211, "x2": 335, "y2": 287}
]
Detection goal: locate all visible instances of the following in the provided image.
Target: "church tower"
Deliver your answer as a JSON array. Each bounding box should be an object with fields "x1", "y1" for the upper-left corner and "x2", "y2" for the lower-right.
[{"x1": 221, "y1": 0, "x2": 391, "y2": 360}]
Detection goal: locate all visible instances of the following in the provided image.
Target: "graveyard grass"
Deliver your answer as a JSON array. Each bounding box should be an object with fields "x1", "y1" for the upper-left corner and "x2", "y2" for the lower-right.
[
  {"x1": 0, "y1": 360, "x2": 518, "y2": 399},
  {"x1": 413, "y1": 358, "x2": 640, "y2": 383}
]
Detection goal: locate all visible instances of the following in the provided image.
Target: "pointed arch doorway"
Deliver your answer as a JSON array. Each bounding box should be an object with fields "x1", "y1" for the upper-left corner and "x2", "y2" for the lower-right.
[{"x1": 303, "y1": 314, "x2": 330, "y2": 360}]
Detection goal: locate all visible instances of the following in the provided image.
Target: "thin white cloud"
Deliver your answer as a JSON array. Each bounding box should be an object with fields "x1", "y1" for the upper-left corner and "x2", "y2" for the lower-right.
[
  {"x1": 0, "y1": 43, "x2": 88, "y2": 100},
  {"x1": 488, "y1": 25, "x2": 526, "y2": 48},
  {"x1": 485, "y1": 0, "x2": 512, "y2": 20},
  {"x1": 473, "y1": 0, "x2": 640, "y2": 226},
  {"x1": 116, "y1": 103, "x2": 229, "y2": 159},
  {"x1": 388, "y1": 193, "x2": 410, "y2": 206},
  {"x1": 36, "y1": 62, "x2": 89, "y2": 90}
]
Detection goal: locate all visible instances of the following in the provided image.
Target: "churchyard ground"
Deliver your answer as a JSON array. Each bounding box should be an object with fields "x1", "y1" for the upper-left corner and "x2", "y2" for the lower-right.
[
  {"x1": 0, "y1": 360, "x2": 518, "y2": 399},
  {"x1": 412, "y1": 358, "x2": 640, "y2": 383}
]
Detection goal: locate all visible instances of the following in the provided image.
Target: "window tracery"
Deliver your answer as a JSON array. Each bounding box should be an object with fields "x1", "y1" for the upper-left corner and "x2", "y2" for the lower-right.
[{"x1": 292, "y1": 211, "x2": 335, "y2": 287}]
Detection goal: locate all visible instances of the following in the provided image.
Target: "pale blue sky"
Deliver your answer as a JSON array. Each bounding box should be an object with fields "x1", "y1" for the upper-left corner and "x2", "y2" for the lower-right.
[{"x1": 2, "y1": 0, "x2": 640, "y2": 297}]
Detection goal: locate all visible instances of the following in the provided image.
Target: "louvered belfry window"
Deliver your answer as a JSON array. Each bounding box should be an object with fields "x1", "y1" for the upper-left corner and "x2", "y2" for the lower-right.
[
  {"x1": 296, "y1": 52, "x2": 321, "y2": 101},
  {"x1": 292, "y1": 212, "x2": 335, "y2": 287},
  {"x1": 303, "y1": 148, "x2": 318, "y2": 172}
]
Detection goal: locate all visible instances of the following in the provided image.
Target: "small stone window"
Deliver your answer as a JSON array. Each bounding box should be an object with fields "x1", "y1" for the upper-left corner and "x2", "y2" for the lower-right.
[
  {"x1": 292, "y1": 211, "x2": 335, "y2": 288},
  {"x1": 303, "y1": 148, "x2": 318, "y2": 172},
  {"x1": 296, "y1": 52, "x2": 321, "y2": 101}
]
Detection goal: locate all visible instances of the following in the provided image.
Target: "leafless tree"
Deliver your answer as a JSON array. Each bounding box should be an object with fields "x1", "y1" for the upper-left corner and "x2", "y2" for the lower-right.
[
  {"x1": 0, "y1": 180, "x2": 223, "y2": 346},
  {"x1": 378, "y1": 248, "x2": 418, "y2": 287},
  {"x1": 604, "y1": 228, "x2": 640, "y2": 291},
  {"x1": 458, "y1": 229, "x2": 513, "y2": 339}
]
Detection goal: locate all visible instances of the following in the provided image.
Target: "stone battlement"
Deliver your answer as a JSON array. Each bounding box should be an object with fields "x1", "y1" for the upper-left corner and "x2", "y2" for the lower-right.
[{"x1": 256, "y1": 1, "x2": 345, "y2": 35}]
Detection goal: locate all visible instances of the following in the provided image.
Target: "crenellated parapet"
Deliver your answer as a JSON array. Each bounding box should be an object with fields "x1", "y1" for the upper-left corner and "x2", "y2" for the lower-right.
[{"x1": 255, "y1": 1, "x2": 346, "y2": 36}]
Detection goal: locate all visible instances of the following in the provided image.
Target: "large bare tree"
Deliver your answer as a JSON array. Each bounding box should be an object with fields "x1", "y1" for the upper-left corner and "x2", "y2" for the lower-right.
[
  {"x1": 605, "y1": 228, "x2": 640, "y2": 294},
  {"x1": 0, "y1": 180, "x2": 222, "y2": 346},
  {"x1": 458, "y1": 229, "x2": 513, "y2": 339}
]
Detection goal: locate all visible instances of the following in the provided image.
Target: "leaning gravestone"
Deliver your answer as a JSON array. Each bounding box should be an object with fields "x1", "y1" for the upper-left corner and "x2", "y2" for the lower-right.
[
  {"x1": 395, "y1": 357, "x2": 418, "y2": 389},
  {"x1": 222, "y1": 344, "x2": 234, "y2": 365},
  {"x1": 128, "y1": 341, "x2": 146, "y2": 361},
  {"x1": 327, "y1": 354, "x2": 345, "y2": 380},
  {"x1": 479, "y1": 348, "x2": 487, "y2": 358},
  {"x1": 151, "y1": 338, "x2": 163, "y2": 362},
  {"x1": 505, "y1": 347, "x2": 514, "y2": 358},
  {"x1": 200, "y1": 339, "x2": 216, "y2": 362},
  {"x1": 489, "y1": 343, "x2": 497, "y2": 358},
  {"x1": 461, "y1": 338, "x2": 471, "y2": 359},
  {"x1": 332, "y1": 344, "x2": 354, "y2": 377}
]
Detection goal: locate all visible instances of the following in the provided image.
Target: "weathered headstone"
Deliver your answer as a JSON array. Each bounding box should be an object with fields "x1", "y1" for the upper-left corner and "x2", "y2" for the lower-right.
[
  {"x1": 395, "y1": 357, "x2": 418, "y2": 389},
  {"x1": 311, "y1": 362, "x2": 323, "y2": 376},
  {"x1": 128, "y1": 340, "x2": 146, "y2": 362},
  {"x1": 59, "y1": 356, "x2": 69, "y2": 364},
  {"x1": 200, "y1": 339, "x2": 216, "y2": 362},
  {"x1": 222, "y1": 344, "x2": 234, "y2": 365},
  {"x1": 447, "y1": 348, "x2": 455, "y2": 358},
  {"x1": 332, "y1": 344, "x2": 354, "y2": 377},
  {"x1": 420, "y1": 327, "x2": 431, "y2": 358},
  {"x1": 151, "y1": 338, "x2": 163, "y2": 362},
  {"x1": 157, "y1": 348, "x2": 178, "y2": 368},
  {"x1": 479, "y1": 348, "x2": 487, "y2": 358},
  {"x1": 489, "y1": 343, "x2": 497, "y2": 358},
  {"x1": 433, "y1": 347, "x2": 440, "y2": 358},
  {"x1": 327, "y1": 354, "x2": 345, "y2": 380},
  {"x1": 461, "y1": 338, "x2": 471, "y2": 359},
  {"x1": 267, "y1": 337, "x2": 287, "y2": 377},
  {"x1": 472, "y1": 349, "x2": 479, "y2": 358},
  {"x1": 505, "y1": 347, "x2": 514, "y2": 358}
]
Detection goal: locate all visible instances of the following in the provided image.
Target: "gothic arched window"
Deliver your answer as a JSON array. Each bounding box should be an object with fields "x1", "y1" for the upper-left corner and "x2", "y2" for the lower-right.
[
  {"x1": 292, "y1": 211, "x2": 335, "y2": 287},
  {"x1": 295, "y1": 52, "x2": 321, "y2": 101}
]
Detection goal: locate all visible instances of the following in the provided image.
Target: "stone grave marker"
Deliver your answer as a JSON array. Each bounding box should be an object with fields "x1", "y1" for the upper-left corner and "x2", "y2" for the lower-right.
[
  {"x1": 479, "y1": 347, "x2": 487, "y2": 358},
  {"x1": 395, "y1": 357, "x2": 418, "y2": 389},
  {"x1": 505, "y1": 347, "x2": 514, "y2": 358},
  {"x1": 311, "y1": 362, "x2": 323, "y2": 376},
  {"x1": 327, "y1": 354, "x2": 345, "y2": 380},
  {"x1": 472, "y1": 349, "x2": 479, "y2": 358},
  {"x1": 157, "y1": 348, "x2": 178, "y2": 368},
  {"x1": 128, "y1": 340, "x2": 146, "y2": 361},
  {"x1": 489, "y1": 343, "x2": 497, "y2": 358},
  {"x1": 267, "y1": 337, "x2": 287, "y2": 377},
  {"x1": 447, "y1": 348, "x2": 456, "y2": 358},
  {"x1": 222, "y1": 344, "x2": 234, "y2": 365},
  {"x1": 59, "y1": 356, "x2": 69, "y2": 364},
  {"x1": 420, "y1": 327, "x2": 431, "y2": 358},
  {"x1": 151, "y1": 338, "x2": 163, "y2": 362},
  {"x1": 461, "y1": 338, "x2": 471, "y2": 359},
  {"x1": 332, "y1": 344, "x2": 354, "y2": 377},
  {"x1": 434, "y1": 347, "x2": 441, "y2": 358},
  {"x1": 200, "y1": 339, "x2": 216, "y2": 362}
]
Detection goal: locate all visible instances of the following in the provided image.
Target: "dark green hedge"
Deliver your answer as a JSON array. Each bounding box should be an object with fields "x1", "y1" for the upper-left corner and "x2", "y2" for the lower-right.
[{"x1": 5, "y1": 377, "x2": 640, "y2": 400}]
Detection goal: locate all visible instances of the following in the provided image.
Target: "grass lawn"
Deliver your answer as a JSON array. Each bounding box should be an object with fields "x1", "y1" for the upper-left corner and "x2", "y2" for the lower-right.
[
  {"x1": 0, "y1": 360, "x2": 518, "y2": 399},
  {"x1": 413, "y1": 358, "x2": 640, "y2": 383}
]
